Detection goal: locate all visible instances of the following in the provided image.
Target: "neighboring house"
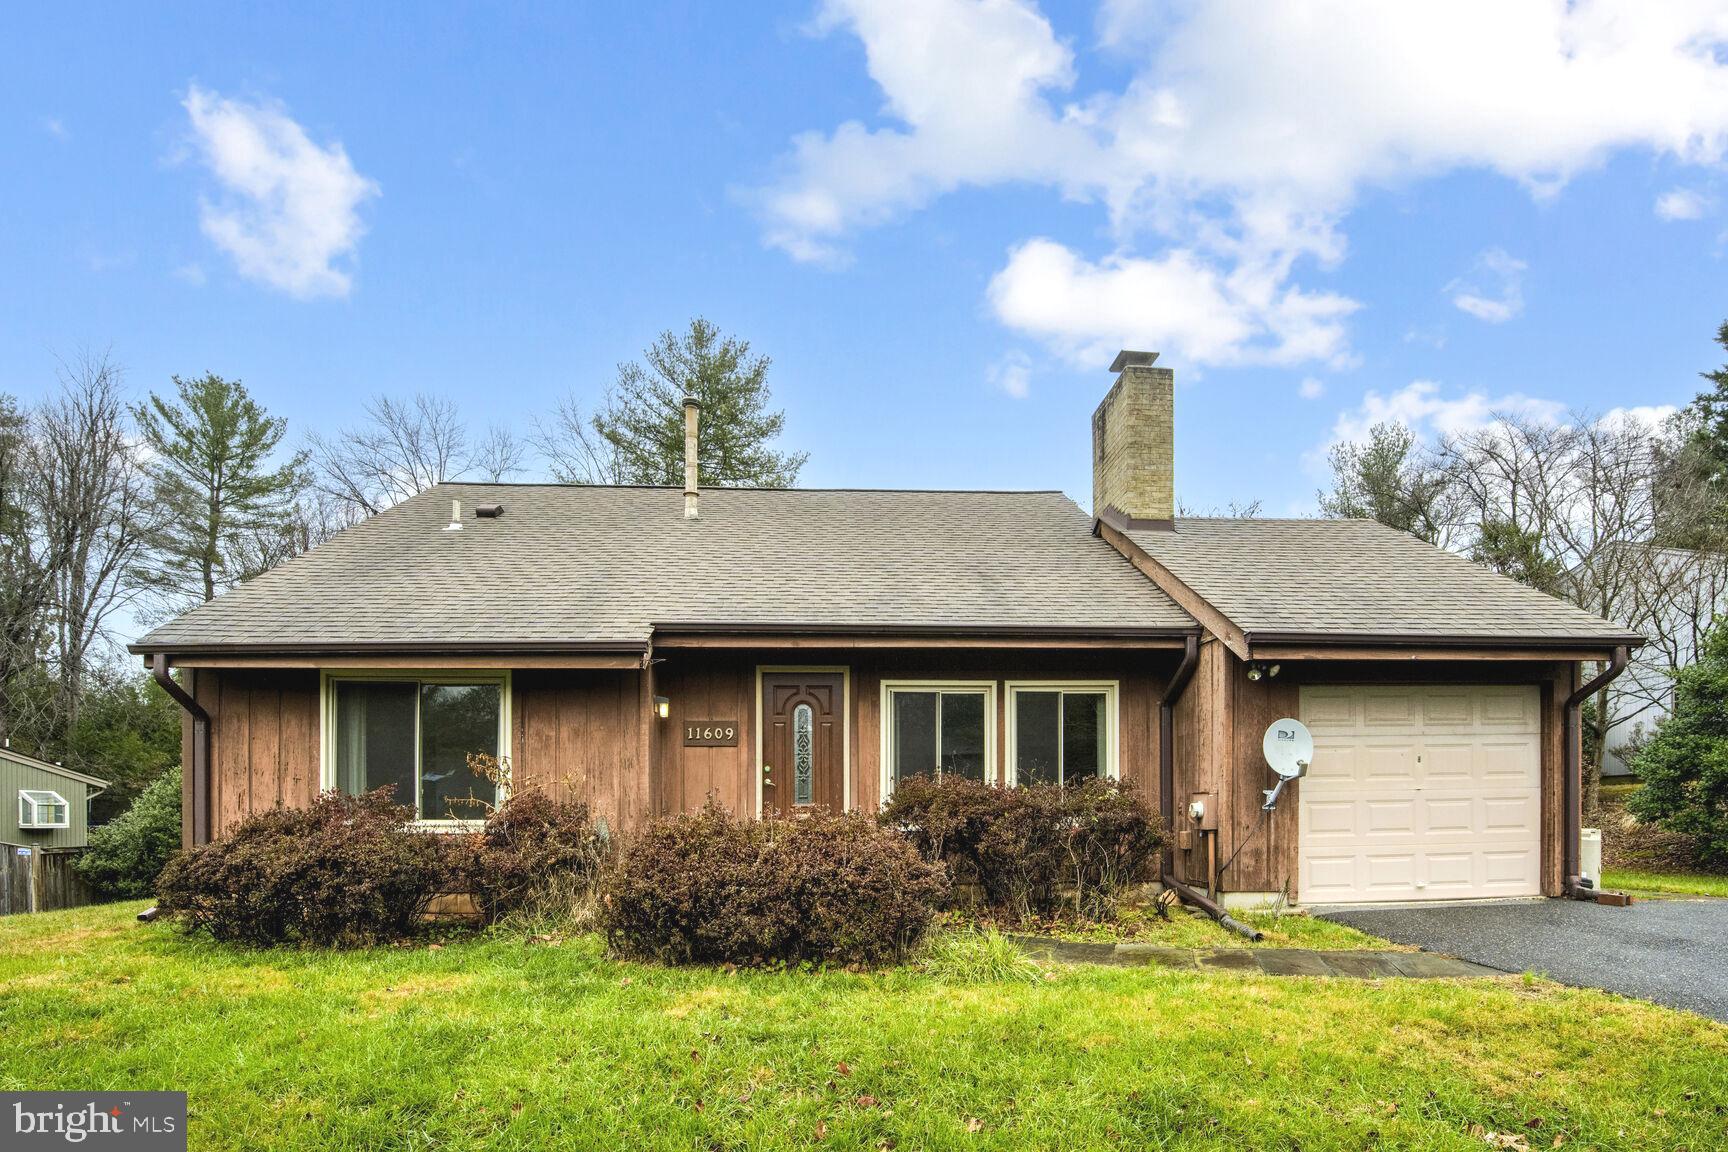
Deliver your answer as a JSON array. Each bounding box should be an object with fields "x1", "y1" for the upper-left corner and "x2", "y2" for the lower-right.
[
  {"x1": 1599, "y1": 545, "x2": 1728, "y2": 776},
  {"x1": 129, "y1": 351, "x2": 1642, "y2": 907},
  {"x1": 1, "y1": 745, "x2": 108, "y2": 916},
  {"x1": 2, "y1": 744, "x2": 107, "y2": 850}
]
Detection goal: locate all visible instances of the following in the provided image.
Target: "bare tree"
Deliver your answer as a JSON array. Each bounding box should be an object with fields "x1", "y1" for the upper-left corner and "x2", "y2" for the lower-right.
[
  {"x1": 474, "y1": 424, "x2": 527, "y2": 483},
  {"x1": 0, "y1": 395, "x2": 63, "y2": 747},
  {"x1": 36, "y1": 352, "x2": 153, "y2": 728},
  {"x1": 309, "y1": 394, "x2": 476, "y2": 515},
  {"x1": 530, "y1": 393, "x2": 622, "y2": 484}
]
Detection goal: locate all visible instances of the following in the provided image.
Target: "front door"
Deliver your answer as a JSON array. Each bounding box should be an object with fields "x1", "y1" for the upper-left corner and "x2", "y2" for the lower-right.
[{"x1": 762, "y1": 671, "x2": 844, "y2": 814}]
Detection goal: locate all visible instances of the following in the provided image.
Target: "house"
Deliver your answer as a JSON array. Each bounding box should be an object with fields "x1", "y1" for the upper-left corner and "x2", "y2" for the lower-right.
[
  {"x1": 2, "y1": 744, "x2": 107, "y2": 850},
  {"x1": 129, "y1": 351, "x2": 1642, "y2": 907},
  {"x1": 2, "y1": 744, "x2": 108, "y2": 916},
  {"x1": 1597, "y1": 545, "x2": 1728, "y2": 776}
]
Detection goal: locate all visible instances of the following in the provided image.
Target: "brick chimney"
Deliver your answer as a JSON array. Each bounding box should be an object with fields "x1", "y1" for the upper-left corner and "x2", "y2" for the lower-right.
[{"x1": 1092, "y1": 350, "x2": 1174, "y2": 526}]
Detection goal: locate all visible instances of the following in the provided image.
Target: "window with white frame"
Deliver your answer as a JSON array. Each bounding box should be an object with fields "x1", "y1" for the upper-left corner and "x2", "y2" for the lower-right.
[
  {"x1": 326, "y1": 675, "x2": 507, "y2": 822},
  {"x1": 1007, "y1": 683, "x2": 1118, "y2": 786},
  {"x1": 883, "y1": 682, "x2": 994, "y2": 790},
  {"x1": 18, "y1": 789, "x2": 70, "y2": 829}
]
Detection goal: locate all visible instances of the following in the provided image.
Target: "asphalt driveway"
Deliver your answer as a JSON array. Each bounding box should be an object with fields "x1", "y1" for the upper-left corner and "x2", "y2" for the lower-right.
[{"x1": 1322, "y1": 898, "x2": 1728, "y2": 1022}]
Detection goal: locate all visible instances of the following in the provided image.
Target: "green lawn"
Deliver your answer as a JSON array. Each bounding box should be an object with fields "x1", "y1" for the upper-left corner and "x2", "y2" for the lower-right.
[
  {"x1": 1034, "y1": 905, "x2": 1406, "y2": 950},
  {"x1": 3, "y1": 903, "x2": 1726, "y2": 1151},
  {"x1": 1603, "y1": 868, "x2": 1728, "y2": 898}
]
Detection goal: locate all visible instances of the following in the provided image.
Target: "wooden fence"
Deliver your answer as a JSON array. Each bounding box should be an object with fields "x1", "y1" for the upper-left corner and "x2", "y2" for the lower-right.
[{"x1": 0, "y1": 843, "x2": 93, "y2": 915}]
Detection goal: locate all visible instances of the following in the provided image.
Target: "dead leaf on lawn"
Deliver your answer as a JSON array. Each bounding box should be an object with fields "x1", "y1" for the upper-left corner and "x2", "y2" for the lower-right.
[
  {"x1": 966, "y1": 1117, "x2": 985, "y2": 1133},
  {"x1": 814, "y1": 1121, "x2": 828, "y2": 1141},
  {"x1": 855, "y1": 1095, "x2": 879, "y2": 1109},
  {"x1": 835, "y1": 1060, "x2": 852, "y2": 1077}
]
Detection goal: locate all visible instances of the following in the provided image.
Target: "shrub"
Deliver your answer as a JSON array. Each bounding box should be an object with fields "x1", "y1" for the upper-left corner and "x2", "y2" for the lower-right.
[
  {"x1": 1628, "y1": 619, "x2": 1728, "y2": 865},
  {"x1": 600, "y1": 802, "x2": 947, "y2": 966},
  {"x1": 155, "y1": 789, "x2": 450, "y2": 947},
  {"x1": 882, "y1": 775, "x2": 1162, "y2": 921},
  {"x1": 462, "y1": 789, "x2": 609, "y2": 925},
  {"x1": 76, "y1": 769, "x2": 182, "y2": 899}
]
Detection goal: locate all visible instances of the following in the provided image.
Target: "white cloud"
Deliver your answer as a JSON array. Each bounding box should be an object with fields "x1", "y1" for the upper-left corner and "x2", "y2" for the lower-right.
[
  {"x1": 1325, "y1": 380, "x2": 1566, "y2": 448},
  {"x1": 986, "y1": 237, "x2": 1358, "y2": 368},
  {"x1": 182, "y1": 85, "x2": 379, "y2": 298},
  {"x1": 987, "y1": 350, "x2": 1033, "y2": 398},
  {"x1": 1655, "y1": 187, "x2": 1709, "y2": 220},
  {"x1": 42, "y1": 116, "x2": 67, "y2": 139},
  {"x1": 1298, "y1": 377, "x2": 1325, "y2": 400},
  {"x1": 757, "y1": 1, "x2": 1728, "y2": 366},
  {"x1": 1448, "y1": 248, "x2": 1527, "y2": 324}
]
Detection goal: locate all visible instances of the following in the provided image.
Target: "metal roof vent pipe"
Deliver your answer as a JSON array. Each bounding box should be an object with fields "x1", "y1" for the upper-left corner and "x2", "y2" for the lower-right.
[
  {"x1": 683, "y1": 396, "x2": 701, "y2": 520},
  {"x1": 444, "y1": 498, "x2": 463, "y2": 531}
]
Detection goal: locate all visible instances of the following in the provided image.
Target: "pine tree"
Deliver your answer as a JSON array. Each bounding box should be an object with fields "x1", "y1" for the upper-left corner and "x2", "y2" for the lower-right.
[{"x1": 135, "y1": 373, "x2": 307, "y2": 603}]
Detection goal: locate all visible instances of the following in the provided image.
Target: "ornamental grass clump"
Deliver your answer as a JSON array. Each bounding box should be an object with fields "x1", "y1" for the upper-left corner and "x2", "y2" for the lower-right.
[{"x1": 600, "y1": 801, "x2": 948, "y2": 967}]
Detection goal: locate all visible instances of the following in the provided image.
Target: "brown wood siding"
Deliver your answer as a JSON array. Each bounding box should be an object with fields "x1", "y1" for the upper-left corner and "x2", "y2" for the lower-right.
[
  {"x1": 192, "y1": 668, "x2": 321, "y2": 843},
  {"x1": 512, "y1": 669, "x2": 646, "y2": 833},
  {"x1": 653, "y1": 654, "x2": 757, "y2": 817}
]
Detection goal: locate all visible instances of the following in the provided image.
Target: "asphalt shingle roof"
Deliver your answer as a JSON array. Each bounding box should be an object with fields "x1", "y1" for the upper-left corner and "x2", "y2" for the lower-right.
[
  {"x1": 134, "y1": 484, "x2": 1195, "y2": 652},
  {"x1": 1123, "y1": 517, "x2": 1643, "y2": 645}
]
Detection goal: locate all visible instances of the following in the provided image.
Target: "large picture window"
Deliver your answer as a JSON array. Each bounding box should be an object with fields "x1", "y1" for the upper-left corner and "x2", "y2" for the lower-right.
[
  {"x1": 327, "y1": 675, "x2": 507, "y2": 822},
  {"x1": 1007, "y1": 683, "x2": 1117, "y2": 786},
  {"x1": 883, "y1": 682, "x2": 994, "y2": 790}
]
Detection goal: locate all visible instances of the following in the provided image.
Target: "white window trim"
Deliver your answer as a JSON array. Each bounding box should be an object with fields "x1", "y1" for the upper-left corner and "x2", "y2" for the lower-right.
[
  {"x1": 18, "y1": 789, "x2": 70, "y2": 830},
  {"x1": 878, "y1": 680, "x2": 999, "y2": 802},
  {"x1": 319, "y1": 670, "x2": 513, "y2": 830},
  {"x1": 1004, "y1": 680, "x2": 1121, "y2": 787}
]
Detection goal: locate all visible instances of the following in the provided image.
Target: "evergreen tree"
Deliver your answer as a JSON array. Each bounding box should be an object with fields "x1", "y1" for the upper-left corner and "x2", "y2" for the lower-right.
[
  {"x1": 1627, "y1": 616, "x2": 1728, "y2": 865},
  {"x1": 578, "y1": 319, "x2": 807, "y2": 487},
  {"x1": 135, "y1": 373, "x2": 307, "y2": 603}
]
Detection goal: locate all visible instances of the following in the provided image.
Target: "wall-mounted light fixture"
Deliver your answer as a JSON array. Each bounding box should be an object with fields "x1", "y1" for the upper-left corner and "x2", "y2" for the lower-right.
[
  {"x1": 1245, "y1": 662, "x2": 1282, "y2": 682},
  {"x1": 653, "y1": 695, "x2": 670, "y2": 720}
]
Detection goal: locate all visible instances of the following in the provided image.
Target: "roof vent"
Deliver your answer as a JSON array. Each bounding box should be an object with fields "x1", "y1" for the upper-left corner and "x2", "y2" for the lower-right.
[
  {"x1": 443, "y1": 499, "x2": 463, "y2": 532},
  {"x1": 473, "y1": 504, "x2": 504, "y2": 519}
]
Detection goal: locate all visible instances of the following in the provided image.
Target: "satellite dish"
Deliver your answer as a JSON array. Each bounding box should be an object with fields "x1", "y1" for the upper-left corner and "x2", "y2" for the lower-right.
[
  {"x1": 1263, "y1": 717, "x2": 1313, "y2": 779},
  {"x1": 1260, "y1": 718, "x2": 1313, "y2": 812}
]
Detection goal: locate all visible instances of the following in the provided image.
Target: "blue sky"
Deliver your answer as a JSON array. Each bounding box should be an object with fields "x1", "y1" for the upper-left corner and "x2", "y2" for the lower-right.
[{"x1": 4, "y1": 1, "x2": 1727, "y2": 516}]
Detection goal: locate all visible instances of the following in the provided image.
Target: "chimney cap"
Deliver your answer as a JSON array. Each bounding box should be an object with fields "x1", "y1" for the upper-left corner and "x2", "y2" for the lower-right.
[
  {"x1": 683, "y1": 395, "x2": 702, "y2": 411},
  {"x1": 1109, "y1": 350, "x2": 1159, "y2": 373}
]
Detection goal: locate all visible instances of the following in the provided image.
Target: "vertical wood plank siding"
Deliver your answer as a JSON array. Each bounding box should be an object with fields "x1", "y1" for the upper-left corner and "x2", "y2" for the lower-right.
[
  {"x1": 190, "y1": 668, "x2": 321, "y2": 845},
  {"x1": 512, "y1": 669, "x2": 646, "y2": 834}
]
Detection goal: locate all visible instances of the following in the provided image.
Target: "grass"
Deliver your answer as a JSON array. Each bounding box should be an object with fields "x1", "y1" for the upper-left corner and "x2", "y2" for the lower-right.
[
  {"x1": 1031, "y1": 905, "x2": 1406, "y2": 950},
  {"x1": 3, "y1": 903, "x2": 1726, "y2": 1150},
  {"x1": 1603, "y1": 868, "x2": 1728, "y2": 898}
]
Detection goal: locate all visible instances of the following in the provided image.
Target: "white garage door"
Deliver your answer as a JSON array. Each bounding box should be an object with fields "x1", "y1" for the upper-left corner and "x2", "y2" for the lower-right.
[{"x1": 1298, "y1": 684, "x2": 1541, "y2": 904}]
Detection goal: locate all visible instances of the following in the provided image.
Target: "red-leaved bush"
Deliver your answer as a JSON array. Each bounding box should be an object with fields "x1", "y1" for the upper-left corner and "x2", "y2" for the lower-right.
[
  {"x1": 599, "y1": 802, "x2": 948, "y2": 966},
  {"x1": 155, "y1": 789, "x2": 450, "y2": 947},
  {"x1": 880, "y1": 775, "x2": 1161, "y2": 920}
]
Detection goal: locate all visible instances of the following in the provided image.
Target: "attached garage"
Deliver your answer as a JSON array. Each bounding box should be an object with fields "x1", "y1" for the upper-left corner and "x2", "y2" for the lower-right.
[{"x1": 1298, "y1": 684, "x2": 1542, "y2": 904}]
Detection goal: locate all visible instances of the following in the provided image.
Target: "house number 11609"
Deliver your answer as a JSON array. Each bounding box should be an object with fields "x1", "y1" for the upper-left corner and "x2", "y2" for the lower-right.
[{"x1": 683, "y1": 721, "x2": 740, "y2": 747}]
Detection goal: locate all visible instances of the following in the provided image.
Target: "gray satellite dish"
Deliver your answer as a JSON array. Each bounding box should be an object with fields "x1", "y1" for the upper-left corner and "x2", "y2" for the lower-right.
[{"x1": 1260, "y1": 717, "x2": 1312, "y2": 810}]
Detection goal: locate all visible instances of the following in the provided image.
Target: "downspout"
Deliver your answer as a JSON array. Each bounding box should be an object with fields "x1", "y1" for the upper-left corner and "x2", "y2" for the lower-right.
[
  {"x1": 151, "y1": 654, "x2": 210, "y2": 846},
  {"x1": 1563, "y1": 646, "x2": 1628, "y2": 899},
  {"x1": 1157, "y1": 632, "x2": 1260, "y2": 939}
]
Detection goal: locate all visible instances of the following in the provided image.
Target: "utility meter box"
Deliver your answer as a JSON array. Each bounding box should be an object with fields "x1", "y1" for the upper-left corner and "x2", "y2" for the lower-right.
[{"x1": 1187, "y1": 791, "x2": 1218, "y2": 831}]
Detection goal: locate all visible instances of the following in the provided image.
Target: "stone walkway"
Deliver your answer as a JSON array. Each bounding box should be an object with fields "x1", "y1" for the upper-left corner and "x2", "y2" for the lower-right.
[{"x1": 1011, "y1": 936, "x2": 1497, "y2": 979}]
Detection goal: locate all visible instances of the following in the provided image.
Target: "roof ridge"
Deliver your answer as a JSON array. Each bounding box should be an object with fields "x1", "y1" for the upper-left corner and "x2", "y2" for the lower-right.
[{"x1": 430, "y1": 482, "x2": 1068, "y2": 494}]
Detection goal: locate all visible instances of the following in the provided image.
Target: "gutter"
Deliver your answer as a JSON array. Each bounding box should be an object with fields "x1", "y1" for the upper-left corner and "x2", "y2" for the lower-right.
[
  {"x1": 129, "y1": 639, "x2": 649, "y2": 658},
  {"x1": 1158, "y1": 632, "x2": 1200, "y2": 882},
  {"x1": 1563, "y1": 646, "x2": 1629, "y2": 900},
  {"x1": 150, "y1": 653, "x2": 211, "y2": 846},
  {"x1": 1243, "y1": 629, "x2": 1646, "y2": 651}
]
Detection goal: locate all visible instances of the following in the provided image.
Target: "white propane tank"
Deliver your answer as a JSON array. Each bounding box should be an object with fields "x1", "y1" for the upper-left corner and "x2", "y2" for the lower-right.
[{"x1": 1580, "y1": 827, "x2": 1603, "y2": 888}]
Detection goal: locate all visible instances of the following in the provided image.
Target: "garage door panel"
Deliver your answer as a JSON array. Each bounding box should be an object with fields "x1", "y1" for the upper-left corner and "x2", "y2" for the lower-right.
[
  {"x1": 1299, "y1": 684, "x2": 1541, "y2": 904},
  {"x1": 1423, "y1": 797, "x2": 1474, "y2": 834},
  {"x1": 1362, "y1": 742, "x2": 1418, "y2": 781},
  {"x1": 1364, "y1": 693, "x2": 1418, "y2": 726},
  {"x1": 1364, "y1": 800, "x2": 1416, "y2": 836}
]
